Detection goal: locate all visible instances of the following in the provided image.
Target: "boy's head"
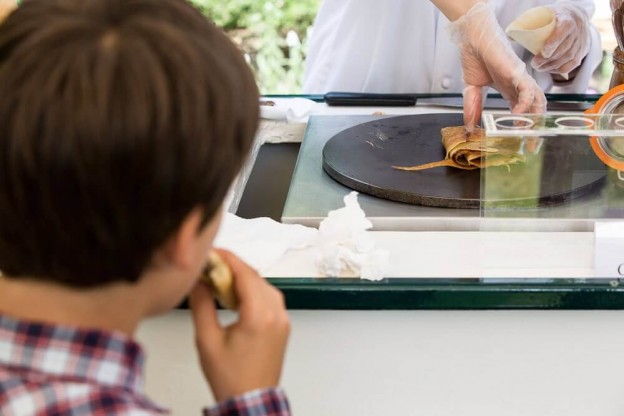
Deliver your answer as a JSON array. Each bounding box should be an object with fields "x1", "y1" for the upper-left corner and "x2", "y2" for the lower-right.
[{"x1": 0, "y1": 0, "x2": 259, "y2": 288}]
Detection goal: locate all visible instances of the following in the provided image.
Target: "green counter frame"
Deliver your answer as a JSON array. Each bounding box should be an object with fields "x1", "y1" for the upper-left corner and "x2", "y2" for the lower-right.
[{"x1": 269, "y1": 278, "x2": 624, "y2": 310}]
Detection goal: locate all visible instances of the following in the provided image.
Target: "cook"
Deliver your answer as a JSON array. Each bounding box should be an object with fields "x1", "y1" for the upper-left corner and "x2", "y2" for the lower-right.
[{"x1": 304, "y1": 0, "x2": 601, "y2": 130}]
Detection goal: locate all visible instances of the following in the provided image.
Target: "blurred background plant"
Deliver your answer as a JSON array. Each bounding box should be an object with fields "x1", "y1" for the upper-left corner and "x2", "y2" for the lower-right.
[{"x1": 190, "y1": 0, "x2": 321, "y2": 94}]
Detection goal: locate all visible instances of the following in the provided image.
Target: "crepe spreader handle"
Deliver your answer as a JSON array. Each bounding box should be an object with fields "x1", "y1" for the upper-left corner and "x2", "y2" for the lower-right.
[{"x1": 324, "y1": 92, "x2": 417, "y2": 106}]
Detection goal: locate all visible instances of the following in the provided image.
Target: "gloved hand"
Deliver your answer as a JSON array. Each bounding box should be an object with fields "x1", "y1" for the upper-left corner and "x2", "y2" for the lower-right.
[
  {"x1": 531, "y1": 3, "x2": 591, "y2": 79},
  {"x1": 448, "y1": 2, "x2": 547, "y2": 131}
]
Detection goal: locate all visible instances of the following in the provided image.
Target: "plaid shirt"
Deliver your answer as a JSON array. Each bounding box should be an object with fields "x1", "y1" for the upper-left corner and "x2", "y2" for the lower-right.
[{"x1": 0, "y1": 313, "x2": 291, "y2": 415}]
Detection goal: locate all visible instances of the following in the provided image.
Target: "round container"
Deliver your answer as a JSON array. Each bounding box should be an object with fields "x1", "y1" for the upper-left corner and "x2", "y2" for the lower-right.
[{"x1": 588, "y1": 84, "x2": 624, "y2": 177}]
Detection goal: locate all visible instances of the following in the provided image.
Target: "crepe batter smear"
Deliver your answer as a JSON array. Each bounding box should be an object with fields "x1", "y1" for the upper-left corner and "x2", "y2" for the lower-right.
[{"x1": 393, "y1": 126, "x2": 525, "y2": 171}]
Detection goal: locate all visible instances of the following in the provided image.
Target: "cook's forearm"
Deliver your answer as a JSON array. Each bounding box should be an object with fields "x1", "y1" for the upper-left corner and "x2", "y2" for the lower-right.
[{"x1": 430, "y1": 0, "x2": 485, "y2": 21}]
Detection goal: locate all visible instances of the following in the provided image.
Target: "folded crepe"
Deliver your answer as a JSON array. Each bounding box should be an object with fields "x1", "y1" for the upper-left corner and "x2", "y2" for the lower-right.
[{"x1": 393, "y1": 126, "x2": 525, "y2": 171}]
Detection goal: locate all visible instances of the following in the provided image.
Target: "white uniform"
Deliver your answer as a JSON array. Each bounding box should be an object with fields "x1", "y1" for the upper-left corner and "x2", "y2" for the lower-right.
[{"x1": 303, "y1": 0, "x2": 601, "y2": 94}]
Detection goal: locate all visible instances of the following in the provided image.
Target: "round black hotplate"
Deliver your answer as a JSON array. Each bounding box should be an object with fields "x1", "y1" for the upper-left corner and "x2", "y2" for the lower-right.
[{"x1": 322, "y1": 114, "x2": 606, "y2": 208}]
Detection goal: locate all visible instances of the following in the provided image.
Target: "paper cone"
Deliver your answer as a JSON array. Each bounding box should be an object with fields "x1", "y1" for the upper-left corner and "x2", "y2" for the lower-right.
[{"x1": 505, "y1": 7, "x2": 556, "y2": 55}]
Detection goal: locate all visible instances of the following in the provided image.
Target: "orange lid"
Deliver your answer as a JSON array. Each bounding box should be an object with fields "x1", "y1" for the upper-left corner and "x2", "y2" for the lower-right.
[{"x1": 587, "y1": 85, "x2": 624, "y2": 171}]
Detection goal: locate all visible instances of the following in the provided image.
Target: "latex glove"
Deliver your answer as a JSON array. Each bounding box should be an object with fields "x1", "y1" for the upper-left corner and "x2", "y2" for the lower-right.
[
  {"x1": 190, "y1": 249, "x2": 290, "y2": 402},
  {"x1": 531, "y1": 3, "x2": 591, "y2": 79},
  {"x1": 448, "y1": 2, "x2": 547, "y2": 131}
]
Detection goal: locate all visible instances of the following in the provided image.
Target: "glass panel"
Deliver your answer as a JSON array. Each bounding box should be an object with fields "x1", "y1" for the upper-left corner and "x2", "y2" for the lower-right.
[
  {"x1": 478, "y1": 129, "x2": 624, "y2": 278},
  {"x1": 483, "y1": 113, "x2": 624, "y2": 137}
]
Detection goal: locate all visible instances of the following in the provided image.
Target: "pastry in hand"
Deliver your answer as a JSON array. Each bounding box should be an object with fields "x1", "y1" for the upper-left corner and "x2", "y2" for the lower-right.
[
  {"x1": 200, "y1": 251, "x2": 238, "y2": 310},
  {"x1": 393, "y1": 126, "x2": 524, "y2": 171}
]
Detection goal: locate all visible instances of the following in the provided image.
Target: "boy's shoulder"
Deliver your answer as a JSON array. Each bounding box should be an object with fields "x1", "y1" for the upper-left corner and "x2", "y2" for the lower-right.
[{"x1": 0, "y1": 314, "x2": 166, "y2": 415}]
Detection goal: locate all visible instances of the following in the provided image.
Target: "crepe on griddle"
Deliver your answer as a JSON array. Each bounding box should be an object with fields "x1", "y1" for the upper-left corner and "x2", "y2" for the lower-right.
[{"x1": 393, "y1": 126, "x2": 525, "y2": 171}]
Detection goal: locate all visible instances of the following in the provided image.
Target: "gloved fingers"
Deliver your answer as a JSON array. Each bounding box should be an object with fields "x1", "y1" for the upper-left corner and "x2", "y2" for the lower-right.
[
  {"x1": 539, "y1": 16, "x2": 575, "y2": 60},
  {"x1": 541, "y1": 33, "x2": 575, "y2": 62},
  {"x1": 530, "y1": 87, "x2": 547, "y2": 114},
  {"x1": 510, "y1": 76, "x2": 545, "y2": 115},
  {"x1": 510, "y1": 88, "x2": 533, "y2": 114},
  {"x1": 531, "y1": 34, "x2": 575, "y2": 72},
  {"x1": 541, "y1": 8, "x2": 580, "y2": 56},
  {"x1": 462, "y1": 85, "x2": 486, "y2": 132},
  {"x1": 532, "y1": 51, "x2": 582, "y2": 75},
  {"x1": 556, "y1": 59, "x2": 581, "y2": 77},
  {"x1": 541, "y1": 53, "x2": 583, "y2": 78},
  {"x1": 540, "y1": 30, "x2": 568, "y2": 59},
  {"x1": 499, "y1": 63, "x2": 527, "y2": 101},
  {"x1": 534, "y1": 4, "x2": 590, "y2": 76}
]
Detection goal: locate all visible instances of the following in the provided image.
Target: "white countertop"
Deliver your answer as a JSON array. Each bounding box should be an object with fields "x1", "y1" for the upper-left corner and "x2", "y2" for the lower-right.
[{"x1": 267, "y1": 231, "x2": 595, "y2": 278}]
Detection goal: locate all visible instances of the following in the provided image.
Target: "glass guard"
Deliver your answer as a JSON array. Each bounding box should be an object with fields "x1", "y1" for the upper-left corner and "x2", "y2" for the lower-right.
[
  {"x1": 483, "y1": 113, "x2": 624, "y2": 137},
  {"x1": 479, "y1": 116, "x2": 624, "y2": 278}
]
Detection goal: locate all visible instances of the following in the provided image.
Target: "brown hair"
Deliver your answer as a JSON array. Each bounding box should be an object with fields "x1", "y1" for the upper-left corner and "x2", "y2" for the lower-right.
[{"x1": 0, "y1": 0, "x2": 259, "y2": 287}]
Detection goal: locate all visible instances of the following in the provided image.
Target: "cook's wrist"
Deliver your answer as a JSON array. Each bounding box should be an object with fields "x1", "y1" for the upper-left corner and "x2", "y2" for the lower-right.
[{"x1": 432, "y1": 0, "x2": 486, "y2": 21}]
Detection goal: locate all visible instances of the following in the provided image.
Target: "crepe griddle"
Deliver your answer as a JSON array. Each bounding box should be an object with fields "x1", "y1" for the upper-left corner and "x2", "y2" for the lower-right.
[{"x1": 322, "y1": 113, "x2": 607, "y2": 208}]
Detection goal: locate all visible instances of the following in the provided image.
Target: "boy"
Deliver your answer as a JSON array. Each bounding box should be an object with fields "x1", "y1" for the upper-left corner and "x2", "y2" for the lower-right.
[{"x1": 0, "y1": 0, "x2": 291, "y2": 414}]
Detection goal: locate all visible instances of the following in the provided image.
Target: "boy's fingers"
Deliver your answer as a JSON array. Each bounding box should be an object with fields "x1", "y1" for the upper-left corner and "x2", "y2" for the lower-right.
[
  {"x1": 214, "y1": 249, "x2": 285, "y2": 316},
  {"x1": 189, "y1": 282, "x2": 223, "y2": 346},
  {"x1": 213, "y1": 249, "x2": 265, "y2": 301}
]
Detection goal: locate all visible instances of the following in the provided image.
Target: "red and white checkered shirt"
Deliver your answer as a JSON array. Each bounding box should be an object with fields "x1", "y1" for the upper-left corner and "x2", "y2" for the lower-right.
[{"x1": 0, "y1": 313, "x2": 291, "y2": 415}]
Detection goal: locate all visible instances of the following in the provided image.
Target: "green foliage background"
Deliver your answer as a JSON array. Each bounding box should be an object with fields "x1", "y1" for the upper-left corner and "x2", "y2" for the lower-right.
[{"x1": 190, "y1": 0, "x2": 321, "y2": 94}]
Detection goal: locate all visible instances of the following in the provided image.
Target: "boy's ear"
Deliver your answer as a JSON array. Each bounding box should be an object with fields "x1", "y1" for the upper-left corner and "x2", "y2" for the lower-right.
[{"x1": 159, "y1": 208, "x2": 205, "y2": 270}]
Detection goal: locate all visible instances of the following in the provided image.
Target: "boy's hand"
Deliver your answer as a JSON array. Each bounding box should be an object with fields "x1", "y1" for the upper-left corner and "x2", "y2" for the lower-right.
[{"x1": 189, "y1": 249, "x2": 290, "y2": 402}]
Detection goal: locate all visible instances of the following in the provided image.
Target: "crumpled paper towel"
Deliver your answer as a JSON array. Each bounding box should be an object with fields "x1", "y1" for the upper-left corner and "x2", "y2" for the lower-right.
[
  {"x1": 215, "y1": 192, "x2": 390, "y2": 281},
  {"x1": 316, "y1": 192, "x2": 390, "y2": 281},
  {"x1": 214, "y1": 213, "x2": 317, "y2": 273}
]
